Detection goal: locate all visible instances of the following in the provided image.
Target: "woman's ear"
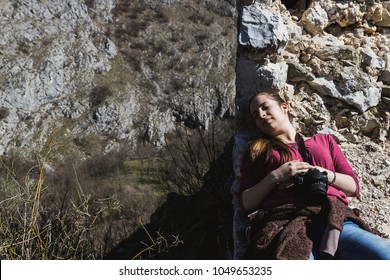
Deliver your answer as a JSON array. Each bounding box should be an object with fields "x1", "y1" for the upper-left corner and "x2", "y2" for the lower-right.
[{"x1": 281, "y1": 102, "x2": 288, "y2": 114}]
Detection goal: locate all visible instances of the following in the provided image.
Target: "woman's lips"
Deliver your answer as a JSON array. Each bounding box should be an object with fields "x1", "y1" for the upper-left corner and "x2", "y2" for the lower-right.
[{"x1": 260, "y1": 117, "x2": 272, "y2": 125}]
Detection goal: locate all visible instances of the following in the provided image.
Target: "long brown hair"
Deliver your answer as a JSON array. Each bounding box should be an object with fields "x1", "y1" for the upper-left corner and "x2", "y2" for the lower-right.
[{"x1": 247, "y1": 91, "x2": 293, "y2": 181}]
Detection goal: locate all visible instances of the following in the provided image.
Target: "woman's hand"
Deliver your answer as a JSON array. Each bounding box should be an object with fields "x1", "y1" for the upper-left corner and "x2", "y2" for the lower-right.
[
  {"x1": 306, "y1": 166, "x2": 358, "y2": 196},
  {"x1": 242, "y1": 160, "x2": 312, "y2": 211},
  {"x1": 271, "y1": 160, "x2": 312, "y2": 185}
]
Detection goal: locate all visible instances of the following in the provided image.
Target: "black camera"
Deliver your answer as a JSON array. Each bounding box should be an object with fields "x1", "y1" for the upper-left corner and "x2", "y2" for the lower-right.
[{"x1": 294, "y1": 168, "x2": 328, "y2": 203}]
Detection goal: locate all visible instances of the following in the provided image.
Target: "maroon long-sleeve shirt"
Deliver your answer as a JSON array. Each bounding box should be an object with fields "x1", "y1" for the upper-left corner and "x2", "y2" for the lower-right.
[{"x1": 239, "y1": 134, "x2": 360, "y2": 209}]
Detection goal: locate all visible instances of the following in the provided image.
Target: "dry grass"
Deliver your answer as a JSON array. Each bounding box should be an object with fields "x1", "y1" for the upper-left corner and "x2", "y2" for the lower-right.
[{"x1": 0, "y1": 142, "x2": 162, "y2": 259}]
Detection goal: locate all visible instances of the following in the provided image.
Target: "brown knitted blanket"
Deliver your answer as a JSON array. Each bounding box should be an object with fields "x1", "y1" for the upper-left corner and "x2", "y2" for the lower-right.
[{"x1": 245, "y1": 197, "x2": 374, "y2": 260}]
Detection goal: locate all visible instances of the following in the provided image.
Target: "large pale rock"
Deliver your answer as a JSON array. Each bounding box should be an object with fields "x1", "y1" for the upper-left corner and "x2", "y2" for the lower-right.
[
  {"x1": 239, "y1": 4, "x2": 289, "y2": 51},
  {"x1": 308, "y1": 68, "x2": 381, "y2": 113},
  {"x1": 286, "y1": 61, "x2": 315, "y2": 82},
  {"x1": 357, "y1": 111, "x2": 380, "y2": 134},
  {"x1": 335, "y1": 2, "x2": 364, "y2": 27},
  {"x1": 360, "y1": 48, "x2": 386, "y2": 70},
  {"x1": 236, "y1": 58, "x2": 288, "y2": 117},
  {"x1": 308, "y1": 33, "x2": 354, "y2": 62},
  {"x1": 317, "y1": 128, "x2": 347, "y2": 143},
  {"x1": 369, "y1": 2, "x2": 390, "y2": 27},
  {"x1": 314, "y1": 45, "x2": 355, "y2": 61},
  {"x1": 300, "y1": 2, "x2": 329, "y2": 35},
  {"x1": 312, "y1": 33, "x2": 345, "y2": 47}
]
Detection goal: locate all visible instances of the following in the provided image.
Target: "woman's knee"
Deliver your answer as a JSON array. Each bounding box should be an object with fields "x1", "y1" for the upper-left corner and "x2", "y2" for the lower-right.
[{"x1": 337, "y1": 222, "x2": 390, "y2": 260}]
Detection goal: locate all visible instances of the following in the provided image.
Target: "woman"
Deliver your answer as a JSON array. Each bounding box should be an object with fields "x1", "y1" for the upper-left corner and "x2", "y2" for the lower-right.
[{"x1": 239, "y1": 90, "x2": 390, "y2": 260}]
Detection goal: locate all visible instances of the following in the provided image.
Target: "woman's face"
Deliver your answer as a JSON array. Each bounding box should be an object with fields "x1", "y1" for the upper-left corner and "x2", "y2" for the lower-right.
[{"x1": 249, "y1": 93, "x2": 289, "y2": 136}]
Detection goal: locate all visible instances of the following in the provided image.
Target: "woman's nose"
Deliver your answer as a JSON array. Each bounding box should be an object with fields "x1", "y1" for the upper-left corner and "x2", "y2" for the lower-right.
[{"x1": 259, "y1": 109, "x2": 266, "y2": 118}]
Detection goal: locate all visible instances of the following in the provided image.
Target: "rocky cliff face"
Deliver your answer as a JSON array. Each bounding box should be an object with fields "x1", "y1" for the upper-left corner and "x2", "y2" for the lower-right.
[{"x1": 0, "y1": 0, "x2": 236, "y2": 158}]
